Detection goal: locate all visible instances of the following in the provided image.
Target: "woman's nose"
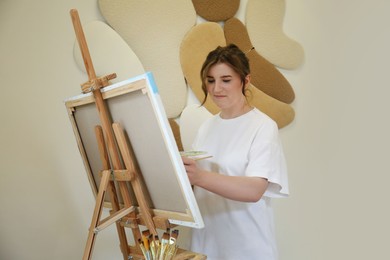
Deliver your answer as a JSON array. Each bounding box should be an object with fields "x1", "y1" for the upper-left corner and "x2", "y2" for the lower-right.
[{"x1": 214, "y1": 80, "x2": 222, "y2": 92}]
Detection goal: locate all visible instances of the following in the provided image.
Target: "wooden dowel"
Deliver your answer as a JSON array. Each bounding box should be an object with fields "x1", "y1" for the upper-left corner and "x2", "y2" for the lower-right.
[
  {"x1": 70, "y1": 9, "x2": 132, "y2": 207},
  {"x1": 95, "y1": 126, "x2": 110, "y2": 169},
  {"x1": 99, "y1": 169, "x2": 133, "y2": 182},
  {"x1": 70, "y1": 9, "x2": 96, "y2": 80},
  {"x1": 95, "y1": 206, "x2": 135, "y2": 233}
]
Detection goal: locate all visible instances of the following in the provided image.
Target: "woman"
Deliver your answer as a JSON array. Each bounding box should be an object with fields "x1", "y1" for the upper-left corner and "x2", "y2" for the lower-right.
[{"x1": 182, "y1": 44, "x2": 289, "y2": 260}]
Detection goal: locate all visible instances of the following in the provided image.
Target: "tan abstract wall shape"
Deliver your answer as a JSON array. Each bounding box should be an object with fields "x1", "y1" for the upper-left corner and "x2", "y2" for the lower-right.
[
  {"x1": 168, "y1": 118, "x2": 184, "y2": 151},
  {"x1": 98, "y1": 0, "x2": 197, "y2": 118},
  {"x1": 191, "y1": 0, "x2": 240, "y2": 22},
  {"x1": 180, "y1": 22, "x2": 226, "y2": 115},
  {"x1": 180, "y1": 22, "x2": 295, "y2": 128},
  {"x1": 246, "y1": 0, "x2": 304, "y2": 69},
  {"x1": 247, "y1": 84, "x2": 295, "y2": 129},
  {"x1": 224, "y1": 17, "x2": 295, "y2": 104}
]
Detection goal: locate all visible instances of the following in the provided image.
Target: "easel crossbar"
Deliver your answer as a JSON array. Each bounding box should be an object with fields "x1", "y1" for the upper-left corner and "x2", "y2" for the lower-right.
[
  {"x1": 94, "y1": 206, "x2": 135, "y2": 233},
  {"x1": 99, "y1": 169, "x2": 133, "y2": 181}
]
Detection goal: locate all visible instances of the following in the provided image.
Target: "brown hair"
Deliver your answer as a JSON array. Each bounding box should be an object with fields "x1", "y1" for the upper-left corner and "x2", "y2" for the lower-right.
[{"x1": 200, "y1": 44, "x2": 250, "y2": 105}]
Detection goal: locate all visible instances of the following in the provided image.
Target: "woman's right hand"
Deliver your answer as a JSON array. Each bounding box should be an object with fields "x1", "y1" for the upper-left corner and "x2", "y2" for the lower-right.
[{"x1": 182, "y1": 156, "x2": 201, "y2": 185}]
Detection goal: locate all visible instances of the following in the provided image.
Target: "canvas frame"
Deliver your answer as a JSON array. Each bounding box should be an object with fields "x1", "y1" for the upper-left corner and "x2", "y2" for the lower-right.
[{"x1": 65, "y1": 72, "x2": 204, "y2": 228}]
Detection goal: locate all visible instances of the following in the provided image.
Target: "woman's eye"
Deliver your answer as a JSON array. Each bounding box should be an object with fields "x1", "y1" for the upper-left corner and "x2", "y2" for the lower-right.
[
  {"x1": 223, "y1": 79, "x2": 231, "y2": 83},
  {"x1": 207, "y1": 79, "x2": 215, "y2": 83}
]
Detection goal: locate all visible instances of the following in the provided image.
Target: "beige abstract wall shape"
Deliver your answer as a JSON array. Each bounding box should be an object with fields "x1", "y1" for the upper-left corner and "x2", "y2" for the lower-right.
[
  {"x1": 98, "y1": 0, "x2": 197, "y2": 118},
  {"x1": 73, "y1": 21, "x2": 145, "y2": 83},
  {"x1": 246, "y1": 0, "x2": 304, "y2": 69}
]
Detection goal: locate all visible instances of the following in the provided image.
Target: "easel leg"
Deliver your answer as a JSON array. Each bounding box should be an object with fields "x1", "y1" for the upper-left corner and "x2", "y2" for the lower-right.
[
  {"x1": 106, "y1": 182, "x2": 130, "y2": 258},
  {"x1": 95, "y1": 126, "x2": 130, "y2": 259},
  {"x1": 82, "y1": 169, "x2": 111, "y2": 260}
]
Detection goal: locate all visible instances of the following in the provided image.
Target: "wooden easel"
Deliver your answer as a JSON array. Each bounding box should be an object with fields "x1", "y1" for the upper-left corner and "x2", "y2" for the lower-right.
[
  {"x1": 70, "y1": 8, "x2": 164, "y2": 259},
  {"x1": 69, "y1": 9, "x2": 205, "y2": 260}
]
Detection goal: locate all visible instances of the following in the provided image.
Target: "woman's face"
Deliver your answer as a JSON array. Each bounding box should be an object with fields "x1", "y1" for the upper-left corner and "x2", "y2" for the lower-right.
[{"x1": 206, "y1": 62, "x2": 248, "y2": 113}]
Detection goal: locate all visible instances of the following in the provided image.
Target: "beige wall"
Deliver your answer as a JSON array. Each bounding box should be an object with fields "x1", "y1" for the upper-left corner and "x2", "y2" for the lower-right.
[{"x1": 1, "y1": 0, "x2": 389, "y2": 259}]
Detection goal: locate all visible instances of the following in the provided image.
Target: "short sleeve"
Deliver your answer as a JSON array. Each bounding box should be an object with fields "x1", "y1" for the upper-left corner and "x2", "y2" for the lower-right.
[{"x1": 245, "y1": 120, "x2": 289, "y2": 198}]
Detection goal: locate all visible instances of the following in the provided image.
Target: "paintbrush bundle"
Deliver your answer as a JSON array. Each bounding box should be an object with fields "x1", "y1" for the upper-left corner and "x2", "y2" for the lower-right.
[{"x1": 139, "y1": 229, "x2": 179, "y2": 260}]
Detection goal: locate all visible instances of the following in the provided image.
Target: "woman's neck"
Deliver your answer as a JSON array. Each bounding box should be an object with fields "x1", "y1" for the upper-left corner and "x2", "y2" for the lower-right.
[{"x1": 220, "y1": 101, "x2": 252, "y2": 119}]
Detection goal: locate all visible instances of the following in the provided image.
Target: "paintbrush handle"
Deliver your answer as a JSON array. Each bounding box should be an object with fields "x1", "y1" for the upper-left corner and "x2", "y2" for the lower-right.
[{"x1": 194, "y1": 155, "x2": 213, "y2": 161}]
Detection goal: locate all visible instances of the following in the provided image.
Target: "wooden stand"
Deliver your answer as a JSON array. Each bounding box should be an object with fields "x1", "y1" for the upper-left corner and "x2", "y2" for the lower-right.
[{"x1": 70, "y1": 9, "x2": 205, "y2": 260}]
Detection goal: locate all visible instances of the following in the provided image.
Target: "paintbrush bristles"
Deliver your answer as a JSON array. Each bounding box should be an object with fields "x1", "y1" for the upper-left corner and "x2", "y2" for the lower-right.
[{"x1": 137, "y1": 229, "x2": 179, "y2": 259}]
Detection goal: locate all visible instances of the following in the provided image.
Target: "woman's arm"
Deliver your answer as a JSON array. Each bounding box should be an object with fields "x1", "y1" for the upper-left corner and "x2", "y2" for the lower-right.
[{"x1": 182, "y1": 157, "x2": 268, "y2": 203}]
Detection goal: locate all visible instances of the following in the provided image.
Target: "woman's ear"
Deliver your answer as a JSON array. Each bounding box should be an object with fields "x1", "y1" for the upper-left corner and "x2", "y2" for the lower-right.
[{"x1": 245, "y1": 74, "x2": 251, "y2": 86}]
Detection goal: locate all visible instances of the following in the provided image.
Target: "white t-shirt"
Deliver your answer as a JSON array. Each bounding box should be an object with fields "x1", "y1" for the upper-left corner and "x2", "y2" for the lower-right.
[{"x1": 191, "y1": 108, "x2": 289, "y2": 260}]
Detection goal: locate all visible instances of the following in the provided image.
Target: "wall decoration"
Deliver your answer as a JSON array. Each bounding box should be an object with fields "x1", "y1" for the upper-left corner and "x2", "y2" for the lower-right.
[
  {"x1": 224, "y1": 17, "x2": 295, "y2": 104},
  {"x1": 180, "y1": 0, "x2": 297, "y2": 129},
  {"x1": 246, "y1": 0, "x2": 305, "y2": 69},
  {"x1": 98, "y1": 0, "x2": 197, "y2": 118},
  {"x1": 72, "y1": 0, "x2": 304, "y2": 134},
  {"x1": 73, "y1": 20, "x2": 145, "y2": 83},
  {"x1": 191, "y1": 0, "x2": 240, "y2": 22},
  {"x1": 168, "y1": 118, "x2": 184, "y2": 151},
  {"x1": 180, "y1": 22, "x2": 226, "y2": 115}
]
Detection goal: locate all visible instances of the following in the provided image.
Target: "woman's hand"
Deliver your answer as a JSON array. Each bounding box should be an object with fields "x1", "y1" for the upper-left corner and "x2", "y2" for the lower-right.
[
  {"x1": 182, "y1": 156, "x2": 202, "y2": 185},
  {"x1": 182, "y1": 156, "x2": 268, "y2": 202}
]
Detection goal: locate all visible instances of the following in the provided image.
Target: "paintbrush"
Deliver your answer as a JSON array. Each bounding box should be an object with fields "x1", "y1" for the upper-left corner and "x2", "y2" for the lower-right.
[
  {"x1": 169, "y1": 229, "x2": 179, "y2": 245},
  {"x1": 154, "y1": 235, "x2": 160, "y2": 259},
  {"x1": 193, "y1": 155, "x2": 213, "y2": 161},
  {"x1": 166, "y1": 229, "x2": 179, "y2": 260},
  {"x1": 138, "y1": 239, "x2": 149, "y2": 260},
  {"x1": 158, "y1": 232, "x2": 170, "y2": 260},
  {"x1": 141, "y1": 230, "x2": 151, "y2": 260},
  {"x1": 149, "y1": 234, "x2": 157, "y2": 260},
  {"x1": 142, "y1": 230, "x2": 150, "y2": 250}
]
